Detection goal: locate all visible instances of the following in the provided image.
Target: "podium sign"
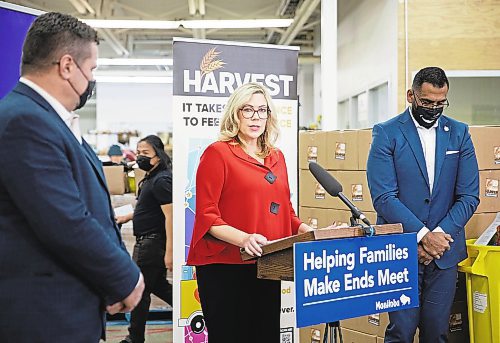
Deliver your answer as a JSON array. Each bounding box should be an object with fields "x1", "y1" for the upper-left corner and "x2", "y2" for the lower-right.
[{"x1": 294, "y1": 233, "x2": 418, "y2": 327}]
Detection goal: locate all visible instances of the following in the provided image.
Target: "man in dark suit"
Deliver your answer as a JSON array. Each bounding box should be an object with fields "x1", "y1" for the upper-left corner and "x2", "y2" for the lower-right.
[
  {"x1": 0, "y1": 12, "x2": 144, "y2": 342},
  {"x1": 367, "y1": 67, "x2": 479, "y2": 342}
]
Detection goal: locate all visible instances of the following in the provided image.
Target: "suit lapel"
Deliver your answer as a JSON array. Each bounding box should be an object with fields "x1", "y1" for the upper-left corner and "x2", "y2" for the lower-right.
[
  {"x1": 398, "y1": 110, "x2": 430, "y2": 188},
  {"x1": 81, "y1": 139, "x2": 121, "y2": 238},
  {"x1": 81, "y1": 140, "x2": 108, "y2": 189},
  {"x1": 433, "y1": 116, "x2": 450, "y2": 191}
]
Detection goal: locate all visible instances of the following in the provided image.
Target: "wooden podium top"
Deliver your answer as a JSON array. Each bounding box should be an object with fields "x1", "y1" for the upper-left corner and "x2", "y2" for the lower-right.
[
  {"x1": 240, "y1": 223, "x2": 403, "y2": 281},
  {"x1": 241, "y1": 223, "x2": 403, "y2": 261}
]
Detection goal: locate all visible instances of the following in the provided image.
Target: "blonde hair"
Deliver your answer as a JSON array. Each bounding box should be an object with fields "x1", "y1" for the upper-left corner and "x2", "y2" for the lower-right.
[{"x1": 219, "y1": 82, "x2": 280, "y2": 157}]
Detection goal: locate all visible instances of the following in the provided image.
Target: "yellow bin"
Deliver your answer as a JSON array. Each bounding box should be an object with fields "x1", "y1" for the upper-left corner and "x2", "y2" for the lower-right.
[{"x1": 458, "y1": 239, "x2": 500, "y2": 343}]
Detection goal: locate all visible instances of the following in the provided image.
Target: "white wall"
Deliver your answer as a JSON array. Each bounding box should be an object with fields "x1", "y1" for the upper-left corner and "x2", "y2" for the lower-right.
[
  {"x1": 337, "y1": 0, "x2": 398, "y2": 119},
  {"x1": 297, "y1": 64, "x2": 315, "y2": 128},
  {"x1": 96, "y1": 82, "x2": 173, "y2": 136}
]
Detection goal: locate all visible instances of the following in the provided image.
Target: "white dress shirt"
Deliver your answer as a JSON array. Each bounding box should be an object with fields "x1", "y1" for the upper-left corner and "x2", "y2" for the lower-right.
[
  {"x1": 19, "y1": 77, "x2": 82, "y2": 144},
  {"x1": 409, "y1": 107, "x2": 445, "y2": 242}
]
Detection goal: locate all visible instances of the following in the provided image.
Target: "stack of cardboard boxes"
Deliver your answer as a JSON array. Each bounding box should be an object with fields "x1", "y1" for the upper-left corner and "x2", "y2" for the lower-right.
[
  {"x1": 336, "y1": 272, "x2": 469, "y2": 343},
  {"x1": 298, "y1": 129, "x2": 384, "y2": 343},
  {"x1": 465, "y1": 126, "x2": 500, "y2": 239},
  {"x1": 298, "y1": 129, "x2": 375, "y2": 230},
  {"x1": 297, "y1": 127, "x2": 487, "y2": 343}
]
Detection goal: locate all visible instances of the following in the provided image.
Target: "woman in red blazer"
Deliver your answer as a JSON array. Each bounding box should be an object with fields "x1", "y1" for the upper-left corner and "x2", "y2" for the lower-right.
[{"x1": 187, "y1": 82, "x2": 313, "y2": 342}]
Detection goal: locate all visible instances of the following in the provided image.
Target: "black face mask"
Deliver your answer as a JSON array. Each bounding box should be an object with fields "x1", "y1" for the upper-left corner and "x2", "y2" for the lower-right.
[
  {"x1": 68, "y1": 61, "x2": 96, "y2": 111},
  {"x1": 137, "y1": 155, "x2": 155, "y2": 171},
  {"x1": 74, "y1": 79, "x2": 95, "y2": 110},
  {"x1": 411, "y1": 102, "x2": 443, "y2": 129}
]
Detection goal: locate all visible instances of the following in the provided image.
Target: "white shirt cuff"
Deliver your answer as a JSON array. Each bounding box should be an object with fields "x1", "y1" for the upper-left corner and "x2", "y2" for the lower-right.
[
  {"x1": 135, "y1": 273, "x2": 142, "y2": 288},
  {"x1": 417, "y1": 226, "x2": 430, "y2": 243},
  {"x1": 432, "y1": 226, "x2": 445, "y2": 233}
]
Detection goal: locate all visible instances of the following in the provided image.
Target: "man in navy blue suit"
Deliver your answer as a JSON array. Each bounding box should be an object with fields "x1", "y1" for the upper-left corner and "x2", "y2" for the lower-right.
[
  {"x1": 0, "y1": 12, "x2": 144, "y2": 342},
  {"x1": 367, "y1": 67, "x2": 479, "y2": 342}
]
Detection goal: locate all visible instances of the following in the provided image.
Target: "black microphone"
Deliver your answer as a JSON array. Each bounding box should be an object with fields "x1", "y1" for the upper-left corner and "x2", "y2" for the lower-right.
[{"x1": 308, "y1": 162, "x2": 372, "y2": 227}]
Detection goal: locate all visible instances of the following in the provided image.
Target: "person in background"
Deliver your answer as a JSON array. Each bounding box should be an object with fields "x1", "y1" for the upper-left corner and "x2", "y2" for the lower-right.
[
  {"x1": 187, "y1": 82, "x2": 314, "y2": 342},
  {"x1": 108, "y1": 144, "x2": 124, "y2": 164},
  {"x1": 367, "y1": 67, "x2": 479, "y2": 342},
  {"x1": 116, "y1": 135, "x2": 173, "y2": 343},
  {"x1": 0, "y1": 12, "x2": 144, "y2": 342}
]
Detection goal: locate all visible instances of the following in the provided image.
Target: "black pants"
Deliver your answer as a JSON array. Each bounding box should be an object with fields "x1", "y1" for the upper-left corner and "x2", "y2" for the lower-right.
[
  {"x1": 127, "y1": 234, "x2": 173, "y2": 343},
  {"x1": 196, "y1": 263, "x2": 281, "y2": 343}
]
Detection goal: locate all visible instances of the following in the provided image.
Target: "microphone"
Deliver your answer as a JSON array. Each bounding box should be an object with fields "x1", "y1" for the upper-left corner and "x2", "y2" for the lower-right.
[{"x1": 308, "y1": 162, "x2": 372, "y2": 227}]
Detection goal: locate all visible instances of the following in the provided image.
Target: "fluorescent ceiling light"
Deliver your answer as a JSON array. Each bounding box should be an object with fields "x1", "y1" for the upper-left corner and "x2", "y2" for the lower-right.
[
  {"x1": 84, "y1": 20, "x2": 179, "y2": 29},
  {"x1": 182, "y1": 19, "x2": 293, "y2": 29},
  {"x1": 97, "y1": 58, "x2": 173, "y2": 66},
  {"x1": 95, "y1": 75, "x2": 173, "y2": 84},
  {"x1": 82, "y1": 19, "x2": 293, "y2": 30}
]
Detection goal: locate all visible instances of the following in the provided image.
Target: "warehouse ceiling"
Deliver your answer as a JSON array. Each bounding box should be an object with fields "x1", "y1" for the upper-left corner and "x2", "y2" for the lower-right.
[{"x1": 8, "y1": 0, "x2": 322, "y2": 62}]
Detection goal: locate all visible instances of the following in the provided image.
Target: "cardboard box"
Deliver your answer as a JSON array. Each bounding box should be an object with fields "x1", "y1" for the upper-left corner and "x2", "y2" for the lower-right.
[
  {"x1": 469, "y1": 126, "x2": 500, "y2": 170},
  {"x1": 299, "y1": 130, "x2": 328, "y2": 170},
  {"x1": 299, "y1": 169, "x2": 343, "y2": 209},
  {"x1": 299, "y1": 170, "x2": 376, "y2": 212},
  {"x1": 465, "y1": 212, "x2": 498, "y2": 239},
  {"x1": 340, "y1": 328, "x2": 378, "y2": 343},
  {"x1": 358, "y1": 129, "x2": 373, "y2": 171},
  {"x1": 134, "y1": 168, "x2": 146, "y2": 194},
  {"x1": 368, "y1": 302, "x2": 469, "y2": 343},
  {"x1": 326, "y1": 130, "x2": 359, "y2": 170},
  {"x1": 103, "y1": 165, "x2": 126, "y2": 195},
  {"x1": 336, "y1": 171, "x2": 375, "y2": 212},
  {"x1": 341, "y1": 313, "x2": 389, "y2": 337},
  {"x1": 299, "y1": 207, "x2": 335, "y2": 229},
  {"x1": 476, "y1": 170, "x2": 500, "y2": 213},
  {"x1": 327, "y1": 209, "x2": 358, "y2": 227},
  {"x1": 365, "y1": 211, "x2": 377, "y2": 225},
  {"x1": 299, "y1": 324, "x2": 324, "y2": 343},
  {"x1": 448, "y1": 301, "x2": 469, "y2": 343},
  {"x1": 298, "y1": 208, "x2": 376, "y2": 229}
]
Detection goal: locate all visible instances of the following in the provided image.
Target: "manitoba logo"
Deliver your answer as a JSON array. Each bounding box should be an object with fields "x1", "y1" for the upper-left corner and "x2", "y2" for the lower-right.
[
  {"x1": 200, "y1": 47, "x2": 225, "y2": 78},
  {"x1": 375, "y1": 294, "x2": 410, "y2": 310}
]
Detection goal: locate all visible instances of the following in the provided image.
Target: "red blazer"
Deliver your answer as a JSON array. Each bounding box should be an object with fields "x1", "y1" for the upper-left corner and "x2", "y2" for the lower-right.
[{"x1": 187, "y1": 140, "x2": 302, "y2": 265}]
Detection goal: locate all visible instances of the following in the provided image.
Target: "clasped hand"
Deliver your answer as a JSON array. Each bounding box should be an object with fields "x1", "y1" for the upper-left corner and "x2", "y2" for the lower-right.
[{"x1": 420, "y1": 231, "x2": 453, "y2": 260}]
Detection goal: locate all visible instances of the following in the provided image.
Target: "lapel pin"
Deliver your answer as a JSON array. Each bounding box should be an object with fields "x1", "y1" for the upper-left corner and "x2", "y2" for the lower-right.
[{"x1": 444, "y1": 126, "x2": 449, "y2": 132}]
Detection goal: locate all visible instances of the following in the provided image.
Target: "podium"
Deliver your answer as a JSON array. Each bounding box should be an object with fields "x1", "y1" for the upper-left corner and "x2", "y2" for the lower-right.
[
  {"x1": 241, "y1": 223, "x2": 416, "y2": 343},
  {"x1": 241, "y1": 223, "x2": 403, "y2": 281}
]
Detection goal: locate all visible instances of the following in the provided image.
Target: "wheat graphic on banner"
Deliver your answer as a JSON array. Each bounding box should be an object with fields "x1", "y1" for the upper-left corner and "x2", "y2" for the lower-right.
[{"x1": 200, "y1": 47, "x2": 226, "y2": 78}]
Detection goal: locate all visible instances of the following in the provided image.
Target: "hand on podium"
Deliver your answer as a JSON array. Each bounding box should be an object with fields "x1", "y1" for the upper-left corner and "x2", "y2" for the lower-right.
[{"x1": 240, "y1": 233, "x2": 268, "y2": 257}]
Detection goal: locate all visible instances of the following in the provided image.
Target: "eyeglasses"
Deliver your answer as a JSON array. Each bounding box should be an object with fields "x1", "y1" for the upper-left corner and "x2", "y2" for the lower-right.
[
  {"x1": 239, "y1": 106, "x2": 270, "y2": 119},
  {"x1": 413, "y1": 91, "x2": 449, "y2": 109}
]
